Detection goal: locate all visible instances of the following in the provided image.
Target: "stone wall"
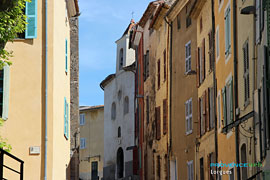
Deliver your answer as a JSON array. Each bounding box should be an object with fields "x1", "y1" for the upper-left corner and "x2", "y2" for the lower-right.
[{"x1": 69, "y1": 16, "x2": 80, "y2": 180}]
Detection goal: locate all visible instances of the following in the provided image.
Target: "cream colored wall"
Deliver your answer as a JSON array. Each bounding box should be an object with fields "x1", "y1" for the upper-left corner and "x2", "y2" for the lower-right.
[
  {"x1": 2, "y1": 0, "x2": 44, "y2": 179},
  {"x1": 79, "y1": 108, "x2": 104, "y2": 180},
  {"x1": 51, "y1": 0, "x2": 71, "y2": 179},
  {"x1": 1, "y1": 0, "x2": 73, "y2": 179}
]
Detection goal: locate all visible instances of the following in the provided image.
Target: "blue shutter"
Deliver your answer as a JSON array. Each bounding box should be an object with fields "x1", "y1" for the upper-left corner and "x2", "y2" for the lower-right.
[
  {"x1": 25, "y1": 0, "x2": 37, "y2": 39},
  {"x1": 67, "y1": 103, "x2": 69, "y2": 139},
  {"x1": 2, "y1": 65, "x2": 10, "y2": 120},
  {"x1": 64, "y1": 97, "x2": 67, "y2": 138},
  {"x1": 65, "y1": 39, "x2": 68, "y2": 73}
]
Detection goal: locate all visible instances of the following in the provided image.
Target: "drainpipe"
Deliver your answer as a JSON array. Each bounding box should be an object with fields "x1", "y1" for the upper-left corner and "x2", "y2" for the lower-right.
[
  {"x1": 164, "y1": 16, "x2": 172, "y2": 180},
  {"x1": 210, "y1": 0, "x2": 218, "y2": 179},
  {"x1": 232, "y1": 0, "x2": 240, "y2": 179},
  {"x1": 44, "y1": 0, "x2": 48, "y2": 179}
]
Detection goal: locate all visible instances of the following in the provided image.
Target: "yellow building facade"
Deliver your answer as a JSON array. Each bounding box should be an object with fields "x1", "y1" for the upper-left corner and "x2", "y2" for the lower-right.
[
  {"x1": 0, "y1": 0, "x2": 79, "y2": 179},
  {"x1": 190, "y1": 0, "x2": 216, "y2": 179},
  {"x1": 215, "y1": 0, "x2": 236, "y2": 179},
  {"x1": 79, "y1": 106, "x2": 104, "y2": 180}
]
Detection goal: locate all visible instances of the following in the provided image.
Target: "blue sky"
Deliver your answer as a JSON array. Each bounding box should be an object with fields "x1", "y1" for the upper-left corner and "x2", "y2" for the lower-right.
[{"x1": 79, "y1": 0, "x2": 151, "y2": 106}]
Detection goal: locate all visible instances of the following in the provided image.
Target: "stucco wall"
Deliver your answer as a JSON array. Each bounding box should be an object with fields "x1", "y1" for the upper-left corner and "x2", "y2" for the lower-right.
[{"x1": 79, "y1": 107, "x2": 104, "y2": 180}]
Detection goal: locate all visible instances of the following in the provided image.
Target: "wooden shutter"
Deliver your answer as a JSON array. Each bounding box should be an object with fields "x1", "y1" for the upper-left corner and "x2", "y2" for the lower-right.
[
  {"x1": 163, "y1": 99, "x2": 168, "y2": 135},
  {"x1": 158, "y1": 60, "x2": 160, "y2": 89},
  {"x1": 202, "y1": 39, "x2": 205, "y2": 81},
  {"x1": 2, "y1": 65, "x2": 10, "y2": 120},
  {"x1": 222, "y1": 87, "x2": 227, "y2": 126},
  {"x1": 25, "y1": 0, "x2": 37, "y2": 39},
  {"x1": 208, "y1": 30, "x2": 213, "y2": 71},
  {"x1": 256, "y1": 0, "x2": 261, "y2": 44},
  {"x1": 206, "y1": 89, "x2": 210, "y2": 131},
  {"x1": 164, "y1": 50, "x2": 166, "y2": 81},
  {"x1": 203, "y1": 91, "x2": 206, "y2": 133},
  {"x1": 197, "y1": 98, "x2": 201, "y2": 137},
  {"x1": 230, "y1": 79, "x2": 234, "y2": 122},
  {"x1": 65, "y1": 39, "x2": 68, "y2": 72},
  {"x1": 156, "y1": 107, "x2": 161, "y2": 140},
  {"x1": 196, "y1": 48, "x2": 200, "y2": 87}
]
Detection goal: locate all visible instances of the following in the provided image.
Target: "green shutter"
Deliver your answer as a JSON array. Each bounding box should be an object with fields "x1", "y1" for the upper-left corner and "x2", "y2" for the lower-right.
[
  {"x1": 25, "y1": 0, "x2": 37, "y2": 39},
  {"x1": 222, "y1": 87, "x2": 227, "y2": 126},
  {"x1": 65, "y1": 39, "x2": 68, "y2": 73},
  {"x1": 2, "y1": 65, "x2": 10, "y2": 120},
  {"x1": 230, "y1": 79, "x2": 234, "y2": 123}
]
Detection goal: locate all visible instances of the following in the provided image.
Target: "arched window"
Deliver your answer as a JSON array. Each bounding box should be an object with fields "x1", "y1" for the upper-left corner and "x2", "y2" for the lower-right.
[
  {"x1": 241, "y1": 144, "x2": 247, "y2": 179},
  {"x1": 111, "y1": 102, "x2": 116, "y2": 120},
  {"x1": 124, "y1": 96, "x2": 129, "y2": 114},
  {"x1": 117, "y1": 147, "x2": 124, "y2": 178},
  {"x1": 118, "y1": 127, "x2": 121, "y2": 138},
  {"x1": 119, "y1": 48, "x2": 124, "y2": 70}
]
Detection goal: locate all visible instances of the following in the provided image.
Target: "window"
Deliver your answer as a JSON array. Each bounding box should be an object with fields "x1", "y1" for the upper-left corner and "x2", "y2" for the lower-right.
[
  {"x1": 80, "y1": 138, "x2": 86, "y2": 149},
  {"x1": 200, "y1": 96, "x2": 205, "y2": 135},
  {"x1": 146, "y1": 96, "x2": 149, "y2": 124},
  {"x1": 18, "y1": 0, "x2": 37, "y2": 39},
  {"x1": 118, "y1": 127, "x2": 121, "y2": 138},
  {"x1": 91, "y1": 161, "x2": 98, "y2": 180},
  {"x1": 209, "y1": 88, "x2": 214, "y2": 130},
  {"x1": 186, "y1": 17, "x2": 192, "y2": 28},
  {"x1": 241, "y1": 144, "x2": 248, "y2": 180},
  {"x1": 0, "y1": 65, "x2": 9, "y2": 120},
  {"x1": 185, "y1": 98, "x2": 192, "y2": 135},
  {"x1": 157, "y1": 155, "x2": 161, "y2": 179},
  {"x1": 155, "y1": 107, "x2": 161, "y2": 140},
  {"x1": 163, "y1": 99, "x2": 168, "y2": 135},
  {"x1": 199, "y1": 39, "x2": 205, "y2": 83},
  {"x1": 144, "y1": 50, "x2": 150, "y2": 81},
  {"x1": 222, "y1": 79, "x2": 233, "y2": 126},
  {"x1": 111, "y1": 102, "x2": 116, "y2": 120},
  {"x1": 218, "y1": 93, "x2": 221, "y2": 128},
  {"x1": 229, "y1": 168, "x2": 234, "y2": 180},
  {"x1": 208, "y1": 30, "x2": 214, "y2": 71},
  {"x1": 65, "y1": 39, "x2": 68, "y2": 73},
  {"x1": 225, "y1": 4, "x2": 231, "y2": 57},
  {"x1": 25, "y1": 0, "x2": 37, "y2": 39},
  {"x1": 185, "y1": 41, "x2": 191, "y2": 73},
  {"x1": 209, "y1": 153, "x2": 215, "y2": 180},
  {"x1": 243, "y1": 41, "x2": 250, "y2": 106},
  {"x1": 200, "y1": 17, "x2": 203, "y2": 33},
  {"x1": 255, "y1": 0, "x2": 261, "y2": 44},
  {"x1": 200, "y1": 157, "x2": 204, "y2": 180},
  {"x1": 163, "y1": 50, "x2": 166, "y2": 82},
  {"x1": 124, "y1": 96, "x2": 129, "y2": 114},
  {"x1": 64, "y1": 97, "x2": 69, "y2": 139},
  {"x1": 218, "y1": 0, "x2": 224, "y2": 10},
  {"x1": 119, "y1": 48, "x2": 124, "y2": 70},
  {"x1": 187, "y1": 160, "x2": 194, "y2": 180},
  {"x1": 157, "y1": 59, "x2": 161, "y2": 89},
  {"x1": 216, "y1": 26, "x2": 220, "y2": 60},
  {"x1": 177, "y1": 14, "x2": 181, "y2": 29},
  {"x1": 80, "y1": 114, "x2": 85, "y2": 125},
  {"x1": 217, "y1": 167, "x2": 222, "y2": 180}
]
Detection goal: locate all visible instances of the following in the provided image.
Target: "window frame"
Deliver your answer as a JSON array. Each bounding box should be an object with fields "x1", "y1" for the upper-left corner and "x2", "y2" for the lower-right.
[
  {"x1": 185, "y1": 98, "x2": 193, "y2": 135},
  {"x1": 185, "y1": 41, "x2": 192, "y2": 74},
  {"x1": 80, "y1": 113, "x2": 85, "y2": 125},
  {"x1": 80, "y1": 138, "x2": 86, "y2": 149},
  {"x1": 187, "y1": 160, "x2": 194, "y2": 180},
  {"x1": 224, "y1": 2, "x2": 231, "y2": 59}
]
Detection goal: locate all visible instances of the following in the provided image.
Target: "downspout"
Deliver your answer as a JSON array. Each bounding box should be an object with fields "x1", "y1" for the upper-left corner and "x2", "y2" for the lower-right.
[
  {"x1": 210, "y1": 0, "x2": 218, "y2": 179},
  {"x1": 164, "y1": 16, "x2": 172, "y2": 180},
  {"x1": 232, "y1": 0, "x2": 240, "y2": 179},
  {"x1": 44, "y1": 0, "x2": 48, "y2": 179}
]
